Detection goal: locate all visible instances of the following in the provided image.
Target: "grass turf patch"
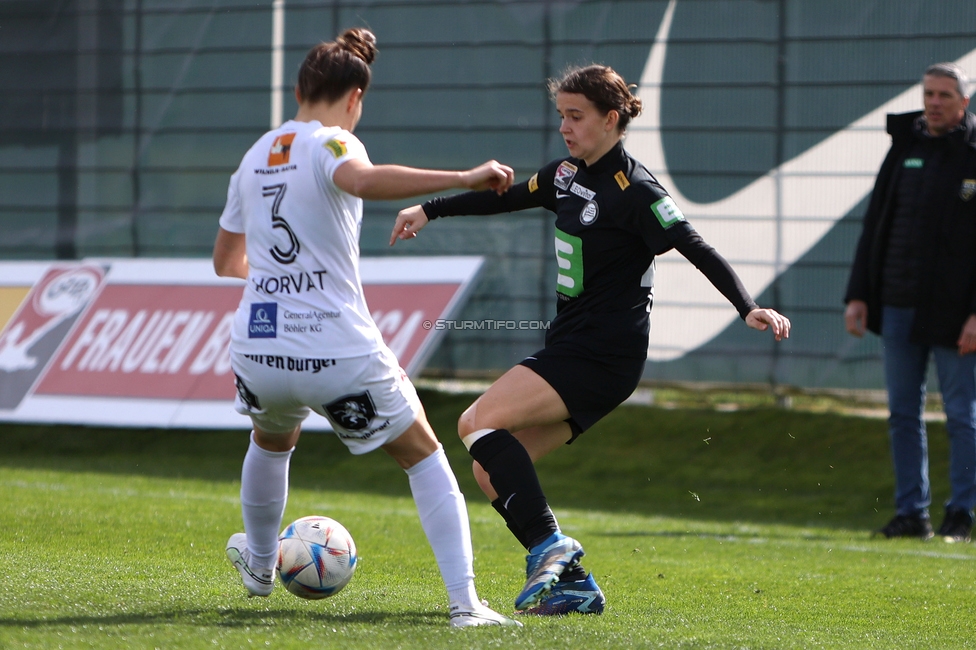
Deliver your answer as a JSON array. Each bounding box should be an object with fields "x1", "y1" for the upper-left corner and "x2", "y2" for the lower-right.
[{"x1": 1, "y1": 390, "x2": 973, "y2": 649}]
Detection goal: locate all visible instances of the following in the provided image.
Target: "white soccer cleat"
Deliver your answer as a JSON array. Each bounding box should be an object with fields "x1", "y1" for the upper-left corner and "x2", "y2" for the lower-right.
[
  {"x1": 449, "y1": 600, "x2": 523, "y2": 628},
  {"x1": 225, "y1": 533, "x2": 275, "y2": 597}
]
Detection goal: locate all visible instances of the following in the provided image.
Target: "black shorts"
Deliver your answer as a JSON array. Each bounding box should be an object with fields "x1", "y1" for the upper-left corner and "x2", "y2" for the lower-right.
[{"x1": 519, "y1": 341, "x2": 645, "y2": 442}]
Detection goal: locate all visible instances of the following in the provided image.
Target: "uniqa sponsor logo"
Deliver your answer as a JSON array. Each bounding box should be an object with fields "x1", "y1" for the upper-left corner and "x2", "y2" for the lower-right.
[{"x1": 248, "y1": 303, "x2": 277, "y2": 338}]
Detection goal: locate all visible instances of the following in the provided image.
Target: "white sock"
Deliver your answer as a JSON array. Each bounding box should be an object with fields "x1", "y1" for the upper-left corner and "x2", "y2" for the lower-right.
[
  {"x1": 240, "y1": 432, "x2": 293, "y2": 572},
  {"x1": 405, "y1": 445, "x2": 479, "y2": 610}
]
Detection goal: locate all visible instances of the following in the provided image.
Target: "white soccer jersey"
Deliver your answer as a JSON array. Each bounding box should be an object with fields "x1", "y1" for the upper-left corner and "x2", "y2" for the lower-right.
[{"x1": 219, "y1": 120, "x2": 385, "y2": 358}]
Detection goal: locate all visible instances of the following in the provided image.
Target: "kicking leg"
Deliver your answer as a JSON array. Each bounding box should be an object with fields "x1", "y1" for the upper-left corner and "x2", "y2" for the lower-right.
[{"x1": 458, "y1": 366, "x2": 584, "y2": 610}]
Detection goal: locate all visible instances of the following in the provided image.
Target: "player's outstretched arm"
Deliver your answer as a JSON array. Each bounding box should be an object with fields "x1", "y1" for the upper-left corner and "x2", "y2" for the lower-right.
[
  {"x1": 390, "y1": 173, "x2": 539, "y2": 246},
  {"x1": 462, "y1": 160, "x2": 516, "y2": 194},
  {"x1": 335, "y1": 158, "x2": 513, "y2": 202},
  {"x1": 390, "y1": 205, "x2": 429, "y2": 246},
  {"x1": 745, "y1": 308, "x2": 791, "y2": 341}
]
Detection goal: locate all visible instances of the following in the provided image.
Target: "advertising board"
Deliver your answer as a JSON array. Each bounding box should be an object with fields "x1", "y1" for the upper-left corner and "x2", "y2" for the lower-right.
[{"x1": 0, "y1": 257, "x2": 482, "y2": 429}]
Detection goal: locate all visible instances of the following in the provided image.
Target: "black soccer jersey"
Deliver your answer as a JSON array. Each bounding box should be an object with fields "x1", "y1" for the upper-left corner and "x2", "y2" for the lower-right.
[{"x1": 423, "y1": 142, "x2": 757, "y2": 359}]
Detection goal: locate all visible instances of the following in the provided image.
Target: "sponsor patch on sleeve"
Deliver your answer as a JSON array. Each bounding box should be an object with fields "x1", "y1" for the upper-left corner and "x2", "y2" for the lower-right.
[
  {"x1": 528, "y1": 173, "x2": 539, "y2": 193},
  {"x1": 614, "y1": 171, "x2": 630, "y2": 191},
  {"x1": 324, "y1": 138, "x2": 348, "y2": 159},
  {"x1": 650, "y1": 196, "x2": 685, "y2": 229}
]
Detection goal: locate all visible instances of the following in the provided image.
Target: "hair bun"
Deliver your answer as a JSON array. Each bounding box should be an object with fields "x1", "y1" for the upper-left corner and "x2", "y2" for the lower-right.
[
  {"x1": 627, "y1": 93, "x2": 643, "y2": 119},
  {"x1": 337, "y1": 28, "x2": 377, "y2": 65}
]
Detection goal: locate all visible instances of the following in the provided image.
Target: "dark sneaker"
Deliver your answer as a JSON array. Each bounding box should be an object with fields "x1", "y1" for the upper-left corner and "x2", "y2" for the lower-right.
[
  {"x1": 936, "y1": 508, "x2": 973, "y2": 543},
  {"x1": 520, "y1": 573, "x2": 605, "y2": 616},
  {"x1": 515, "y1": 532, "x2": 584, "y2": 611},
  {"x1": 873, "y1": 514, "x2": 933, "y2": 540}
]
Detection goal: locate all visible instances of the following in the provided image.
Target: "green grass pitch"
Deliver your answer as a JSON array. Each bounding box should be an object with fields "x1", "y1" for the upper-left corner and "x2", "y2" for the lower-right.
[{"x1": 1, "y1": 389, "x2": 974, "y2": 649}]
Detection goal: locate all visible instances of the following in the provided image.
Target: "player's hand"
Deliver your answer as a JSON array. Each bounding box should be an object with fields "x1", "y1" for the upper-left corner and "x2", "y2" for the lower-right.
[
  {"x1": 390, "y1": 205, "x2": 429, "y2": 246},
  {"x1": 462, "y1": 160, "x2": 514, "y2": 195},
  {"x1": 844, "y1": 300, "x2": 867, "y2": 338},
  {"x1": 745, "y1": 307, "x2": 791, "y2": 341},
  {"x1": 956, "y1": 314, "x2": 976, "y2": 355}
]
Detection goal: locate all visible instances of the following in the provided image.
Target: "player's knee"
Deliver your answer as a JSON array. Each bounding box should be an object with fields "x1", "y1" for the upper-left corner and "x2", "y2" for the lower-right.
[
  {"x1": 253, "y1": 426, "x2": 300, "y2": 452},
  {"x1": 457, "y1": 403, "x2": 478, "y2": 439},
  {"x1": 382, "y1": 418, "x2": 439, "y2": 470}
]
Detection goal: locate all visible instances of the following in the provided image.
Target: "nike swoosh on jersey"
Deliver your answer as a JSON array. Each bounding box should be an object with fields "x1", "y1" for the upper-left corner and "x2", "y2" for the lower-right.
[
  {"x1": 555, "y1": 192, "x2": 570, "y2": 199},
  {"x1": 626, "y1": 0, "x2": 976, "y2": 361}
]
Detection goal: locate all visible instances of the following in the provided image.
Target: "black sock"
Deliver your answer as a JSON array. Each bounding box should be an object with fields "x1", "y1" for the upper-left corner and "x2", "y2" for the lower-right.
[
  {"x1": 469, "y1": 429, "x2": 558, "y2": 549},
  {"x1": 491, "y1": 498, "x2": 529, "y2": 549},
  {"x1": 559, "y1": 559, "x2": 588, "y2": 582}
]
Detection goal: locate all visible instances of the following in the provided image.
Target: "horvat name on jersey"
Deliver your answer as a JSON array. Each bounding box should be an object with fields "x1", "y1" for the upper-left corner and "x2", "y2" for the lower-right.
[{"x1": 251, "y1": 269, "x2": 328, "y2": 295}]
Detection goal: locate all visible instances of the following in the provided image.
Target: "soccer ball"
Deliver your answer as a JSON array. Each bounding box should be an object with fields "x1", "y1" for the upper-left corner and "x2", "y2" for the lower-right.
[{"x1": 277, "y1": 516, "x2": 357, "y2": 599}]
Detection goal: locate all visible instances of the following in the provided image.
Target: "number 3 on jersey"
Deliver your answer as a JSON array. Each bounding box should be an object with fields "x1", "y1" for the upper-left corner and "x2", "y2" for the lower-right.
[
  {"x1": 554, "y1": 228, "x2": 583, "y2": 298},
  {"x1": 263, "y1": 183, "x2": 300, "y2": 264}
]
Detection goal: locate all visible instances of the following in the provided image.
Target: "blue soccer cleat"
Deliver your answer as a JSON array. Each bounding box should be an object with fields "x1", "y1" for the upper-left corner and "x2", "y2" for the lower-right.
[
  {"x1": 514, "y1": 532, "x2": 584, "y2": 610},
  {"x1": 521, "y1": 573, "x2": 605, "y2": 615}
]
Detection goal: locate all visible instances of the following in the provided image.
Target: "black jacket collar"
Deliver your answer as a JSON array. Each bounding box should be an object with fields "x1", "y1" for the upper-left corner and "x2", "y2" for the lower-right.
[{"x1": 887, "y1": 110, "x2": 976, "y2": 150}]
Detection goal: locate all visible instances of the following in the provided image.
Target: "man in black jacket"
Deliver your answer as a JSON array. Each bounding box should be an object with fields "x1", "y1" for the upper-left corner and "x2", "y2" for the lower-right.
[{"x1": 845, "y1": 62, "x2": 976, "y2": 543}]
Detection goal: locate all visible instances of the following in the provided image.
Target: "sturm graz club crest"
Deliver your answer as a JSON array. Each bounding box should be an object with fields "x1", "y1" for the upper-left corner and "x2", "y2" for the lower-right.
[
  {"x1": 324, "y1": 392, "x2": 376, "y2": 431},
  {"x1": 579, "y1": 200, "x2": 599, "y2": 225}
]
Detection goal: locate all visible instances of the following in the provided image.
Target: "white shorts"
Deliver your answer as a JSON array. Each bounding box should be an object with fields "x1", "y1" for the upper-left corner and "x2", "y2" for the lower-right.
[{"x1": 229, "y1": 345, "x2": 421, "y2": 455}]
